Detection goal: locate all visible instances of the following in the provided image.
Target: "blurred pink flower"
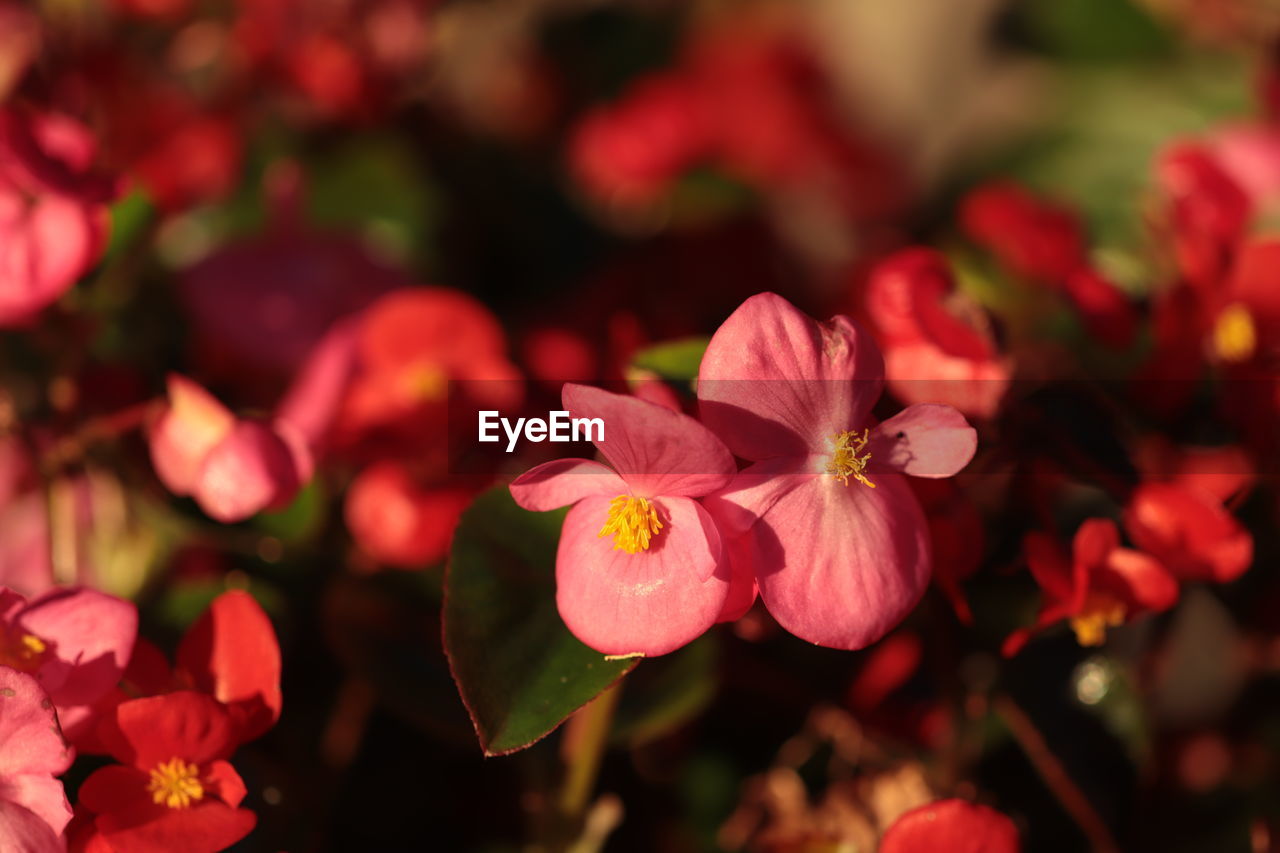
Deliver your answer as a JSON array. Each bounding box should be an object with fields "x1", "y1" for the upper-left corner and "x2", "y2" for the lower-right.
[
  {"x1": 0, "y1": 667, "x2": 74, "y2": 852},
  {"x1": 698, "y1": 293, "x2": 976, "y2": 650},
  {"x1": 0, "y1": 586, "x2": 137, "y2": 745},
  {"x1": 0, "y1": 107, "x2": 116, "y2": 326},
  {"x1": 510, "y1": 384, "x2": 736, "y2": 656},
  {"x1": 149, "y1": 374, "x2": 311, "y2": 523}
]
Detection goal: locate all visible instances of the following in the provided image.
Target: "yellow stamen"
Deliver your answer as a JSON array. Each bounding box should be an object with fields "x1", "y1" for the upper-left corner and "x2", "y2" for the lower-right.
[
  {"x1": 147, "y1": 758, "x2": 205, "y2": 809},
  {"x1": 401, "y1": 361, "x2": 448, "y2": 402},
  {"x1": 1069, "y1": 598, "x2": 1126, "y2": 647},
  {"x1": 1213, "y1": 302, "x2": 1257, "y2": 364},
  {"x1": 827, "y1": 429, "x2": 876, "y2": 488},
  {"x1": 0, "y1": 632, "x2": 50, "y2": 672},
  {"x1": 598, "y1": 495, "x2": 663, "y2": 554}
]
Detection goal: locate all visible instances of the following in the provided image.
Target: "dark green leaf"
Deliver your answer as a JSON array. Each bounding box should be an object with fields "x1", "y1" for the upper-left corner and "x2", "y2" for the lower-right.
[{"x1": 444, "y1": 487, "x2": 637, "y2": 756}]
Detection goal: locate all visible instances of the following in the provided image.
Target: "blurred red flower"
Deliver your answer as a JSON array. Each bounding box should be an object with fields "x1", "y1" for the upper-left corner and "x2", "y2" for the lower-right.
[
  {"x1": 864, "y1": 247, "x2": 1009, "y2": 418},
  {"x1": 1004, "y1": 518, "x2": 1179, "y2": 655},
  {"x1": 880, "y1": 799, "x2": 1020, "y2": 853}
]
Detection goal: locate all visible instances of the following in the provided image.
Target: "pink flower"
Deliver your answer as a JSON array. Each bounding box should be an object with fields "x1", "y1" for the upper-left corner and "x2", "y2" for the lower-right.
[
  {"x1": 697, "y1": 293, "x2": 977, "y2": 650},
  {"x1": 510, "y1": 384, "x2": 737, "y2": 656},
  {"x1": 149, "y1": 374, "x2": 312, "y2": 523},
  {"x1": 0, "y1": 586, "x2": 137, "y2": 746},
  {"x1": 0, "y1": 107, "x2": 117, "y2": 326},
  {"x1": 0, "y1": 667, "x2": 73, "y2": 852}
]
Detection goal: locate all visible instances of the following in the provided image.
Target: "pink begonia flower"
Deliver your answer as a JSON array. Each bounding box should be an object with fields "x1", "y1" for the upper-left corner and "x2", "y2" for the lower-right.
[
  {"x1": 0, "y1": 667, "x2": 74, "y2": 852},
  {"x1": 510, "y1": 384, "x2": 737, "y2": 657},
  {"x1": 149, "y1": 374, "x2": 312, "y2": 523},
  {"x1": 698, "y1": 293, "x2": 977, "y2": 650},
  {"x1": 0, "y1": 107, "x2": 117, "y2": 327},
  {"x1": 0, "y1": 586, "x2": 137, "y2": 746}
]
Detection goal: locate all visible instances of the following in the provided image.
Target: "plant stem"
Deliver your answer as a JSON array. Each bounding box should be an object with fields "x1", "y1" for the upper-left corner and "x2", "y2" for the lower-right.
[
  {"x1": 993, "y1": 694, "x2": 1121, "y2": 853},
  {"x1": 558, "y1": 682, "x2": 622, "y2": 822}
]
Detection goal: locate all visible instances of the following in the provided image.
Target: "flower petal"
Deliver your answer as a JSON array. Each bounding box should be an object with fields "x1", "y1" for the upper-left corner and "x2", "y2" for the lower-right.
[
  {"x1": 175, "y1": 591, "x2": 282, "y2": 745},
  {"x1": 555, "y1": 495, "x2": 728, "y2": 656},
  {"x1": 509, "y1": 459, "x2": 627, "y2": 512},
  {"x1": 698, "y1": 292, "x2": 885, "y2": 460},
  {"x1": 562, "y1": 384, "x2": 735, "y2": 498},
  {"x1": 880, "y1": 799, "x2": 1020, "y2": 853},
  {"x1": 715, "y1": 532, "x2": 758, "y2": 623},
  {"x1": 96, "y1": 800, "x2": 256, "y2": 853},
  {"x1": 701, "y1": 455, "x2": 815, "y2": 537},
  {"x1": 147, "y1": 374, "x2": 235, "y2": 498},
  {"x1": 867, "y1": 404, "x2": 977, "y2": 478},
  {"x1": 1101, "y1": 548, "x2": 1180, "y2": 613},
  {"x1": 1123, "y1": 483, "x2": 1253, "y2": 582},
  {"x1": 753, "y1": 473, "x2": 930, "y2": 650},
  {"x1": 19, "y1": 586, "x2": 137, "y2": 709},
  {"x1": 97, "y1": 692, "x2": 235, "y2": 770},
  {"x1": 0, "y1": 666, "x2": 73, "y2": 778},
  {"x1": 0, "y1": 775, "x2": 72, "y2": 840},
  {"x1": 0, "y1": 801, "x2": 64, "y2": 853}
]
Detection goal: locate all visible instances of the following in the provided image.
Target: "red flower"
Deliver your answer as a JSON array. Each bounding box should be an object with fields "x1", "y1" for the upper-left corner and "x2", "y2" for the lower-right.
[
  {"x1": 174, "y1": 591, "x2": 283, "y2": 745},
  {"x1": 1154, "y1": 142, "x2": 1251, "y2": 292},
  {"x1": 1123, "y1": 483, "x2": 1253, "y2": 583},
  {"x1": 1004, "y1": 519, "x2": 1179, "y2": 656},
  {"x1": 568, "y1": 74, "x2": 710, "y2": 207},
  {"x1": 864, "y1": 248, "x2": 1010, "y2": 418},
  {"x1": 880, "y1": 799, "x2": 1020, "y2": 853},
  {"x1": 344, "y1": 460, "x2": 474, "y2": 569},
  {"x1": 77, "y1": 692, "x2": 256, "y2": 853},
  {"x1": 960, "y1": 181, "x2": 1085, "y2": 284},
  {"x1": 83, "y1": 591, "x2": 282, "y2": 754},
  {"x1": 911, "y1": 477, "x2": 984, "y2": 624},
  {"x1": 1063, "y1": 267, "x2": 1139, "y2": 350}
]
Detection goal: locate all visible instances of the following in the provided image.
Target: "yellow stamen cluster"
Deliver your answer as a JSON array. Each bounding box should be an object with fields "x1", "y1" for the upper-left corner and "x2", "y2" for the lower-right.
[
  {"x1": 0, "y1": 632, "x2": 49, "y2": 672},
  {"x1": 827, "y1": 429, "x2": 876, "y2": 488},
  {"x1": 1212, "y1": 302, "x2": 1257, "y2": 364},
  {"x1": 147, "y1": 758, "x2": 205, "y2": 809},
  {"x1": 1069, "y1": 599, "x2": 1126, "y2": 647},
  {"x1": 598, "y1": 495, "x2": 663, "y2": 554}
]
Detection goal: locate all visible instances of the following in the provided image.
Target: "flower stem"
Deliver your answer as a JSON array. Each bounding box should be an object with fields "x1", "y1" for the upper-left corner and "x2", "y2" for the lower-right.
[
  {"x1": 993, "y1": 694, "x2": 1121, "y2": 853},
  {"x1": 558, "y1": 682, "x2": 622, "y2": 822}
]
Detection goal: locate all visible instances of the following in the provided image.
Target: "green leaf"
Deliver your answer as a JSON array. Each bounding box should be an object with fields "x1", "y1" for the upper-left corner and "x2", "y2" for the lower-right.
[
  {"x1": 630, "y1": 337, "x2": 710, "y2": 382},
  {"x1": 444, "y1": 487, "x2": 637, "y2": 756}
]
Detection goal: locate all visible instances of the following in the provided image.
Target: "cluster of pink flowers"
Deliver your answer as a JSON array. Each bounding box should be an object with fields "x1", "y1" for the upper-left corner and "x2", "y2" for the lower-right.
[{"x1": 512, "y1": 292, "x2": 978, "y2": 656}]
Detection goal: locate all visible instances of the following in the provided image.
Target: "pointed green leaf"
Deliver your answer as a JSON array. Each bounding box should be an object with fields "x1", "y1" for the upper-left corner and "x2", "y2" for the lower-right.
[{"x1": 444, "y1": 487, "x2": 637, "y2": 755}]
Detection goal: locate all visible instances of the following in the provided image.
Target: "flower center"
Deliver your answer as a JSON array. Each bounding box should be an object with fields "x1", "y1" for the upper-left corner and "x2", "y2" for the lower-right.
[
  {"x1": 0, "y1": 632, "x2": 49, "y2": 673},
  {"x1": 147, "y1": 758, "x2": 205, "y2": 809},
  {"x1": 1213, "y1": 302, "x2": 1256, "y2": 364},
  {"x1": 1069, "y1": 596, "x2": 1126, "y2": 647},
  {"x1": 598, "y1": 495, "x2": 662, "y2": 554},
  {"x1": 826, "y1": 429, "x2": 876, "y2": 488}
]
